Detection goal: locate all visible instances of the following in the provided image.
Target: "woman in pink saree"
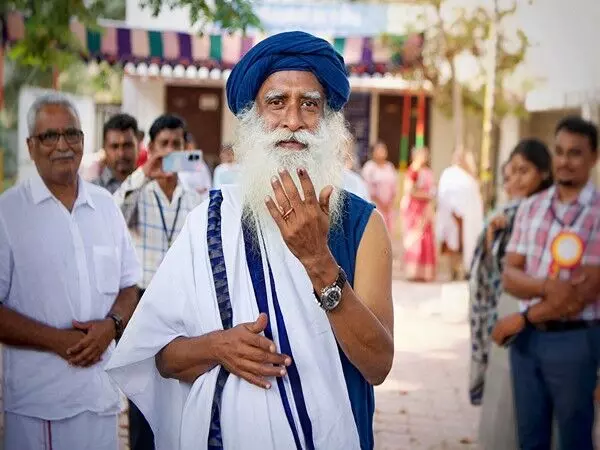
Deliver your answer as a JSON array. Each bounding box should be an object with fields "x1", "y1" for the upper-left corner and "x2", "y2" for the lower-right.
[
  {"x1": 401, "y1": 147, "x2": 437, "y2": 282},
  {"x1": 361, "y1": 141, "x2": 398, "y2": 231}
]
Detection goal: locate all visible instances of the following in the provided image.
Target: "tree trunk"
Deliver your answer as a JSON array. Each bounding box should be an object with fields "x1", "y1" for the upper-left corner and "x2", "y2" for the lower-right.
[
  {"x1": 450, "y1": 59, "x2": 464, "y2": 151},
  {"x1": 480, "y1": 0, "x2": 500, "y2": 210},
  {"x1": 52, "y1": 67, "x2": 60, "y2": 90}
]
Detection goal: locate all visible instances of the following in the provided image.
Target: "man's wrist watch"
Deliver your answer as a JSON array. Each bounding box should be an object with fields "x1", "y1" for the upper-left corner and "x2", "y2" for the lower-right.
[
  {"x1": 314, "y1": 267, "x2": 347, "y2": 312},
  {"x1": 521, "y1": 307, "x2": 533, "y2": 329},
  {"x1": 106, "y1": 312, "x2": 124, "y2": 340}
]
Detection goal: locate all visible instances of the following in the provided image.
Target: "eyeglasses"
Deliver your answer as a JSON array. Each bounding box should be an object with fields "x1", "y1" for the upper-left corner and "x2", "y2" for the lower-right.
[{"x1": 30, "y1": 129, "x2": 84, "y2": 147}]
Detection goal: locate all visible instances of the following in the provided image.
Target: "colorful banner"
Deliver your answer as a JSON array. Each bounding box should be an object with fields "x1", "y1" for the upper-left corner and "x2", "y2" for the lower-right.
[
  {"x1": 399, "y1": 95, "x2": 412, "y2": 170},
  {"x1": 1, "y1": 11, "x2": 423, "y2": 75},
  {"x1": 416, "y1": 93, "x2": 426, "y2": 148}
]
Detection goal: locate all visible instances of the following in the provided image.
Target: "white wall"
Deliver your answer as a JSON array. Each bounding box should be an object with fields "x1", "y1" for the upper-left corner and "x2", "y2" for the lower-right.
[
  {"x1": 496, "y1": 115, "x2": 521, "y2": 204},
  {"x1": 18, "y1": 88, "x2": 96, "y2": 182},
  {"x1": 519, "y1": 0, "x2": 600, "y2": 111},
  {"x1": 126, "y1": 0, "x2": 194, "y2": 31},
  {"x1": 122, "y1": 76, "x2": 165, "y2": 139}
]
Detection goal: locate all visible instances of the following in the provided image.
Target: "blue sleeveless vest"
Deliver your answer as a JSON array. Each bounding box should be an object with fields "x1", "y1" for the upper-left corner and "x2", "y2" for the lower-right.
[{"x1": 328, "y1": 192, "x2": 376, "y2": 450}]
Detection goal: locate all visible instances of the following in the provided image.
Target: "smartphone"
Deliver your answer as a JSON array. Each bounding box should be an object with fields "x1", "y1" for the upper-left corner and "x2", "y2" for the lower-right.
[{"x1": 162, "y1": 150, "x2": 204, "y2": 172}]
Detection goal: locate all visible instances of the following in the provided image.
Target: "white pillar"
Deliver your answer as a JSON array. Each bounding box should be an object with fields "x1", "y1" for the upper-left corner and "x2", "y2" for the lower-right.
[
  {"x1": 496, "y1": 114, "x2": 520, "y2": 204},
  {"x1": 369, "y1": 91, "x2": 379, "y2": 146}
]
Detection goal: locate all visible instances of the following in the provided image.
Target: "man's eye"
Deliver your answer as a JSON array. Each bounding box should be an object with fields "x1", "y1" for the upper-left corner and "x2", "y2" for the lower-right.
[{"x1": 41, "y1": 131, "x2": 58, "y2": 140}]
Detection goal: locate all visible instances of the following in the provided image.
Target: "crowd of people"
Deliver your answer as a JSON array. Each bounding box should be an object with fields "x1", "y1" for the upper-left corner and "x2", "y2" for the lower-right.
[
  {"x1": 469, "y1": 116, "x2": 600, "y2": 449},
  {"x1": 0, "y1": 31, "x2": 395, "y2": 450}
]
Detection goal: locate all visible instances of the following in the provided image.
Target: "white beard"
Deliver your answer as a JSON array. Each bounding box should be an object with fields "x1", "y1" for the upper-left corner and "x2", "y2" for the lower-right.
[{"x1": 234, "y1": 105, "x2": 350, "y2": 235}]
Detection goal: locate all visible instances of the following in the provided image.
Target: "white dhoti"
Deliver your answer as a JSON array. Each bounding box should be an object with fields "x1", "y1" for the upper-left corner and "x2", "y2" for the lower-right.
[
  {"x1": 436, "y1": 166, "x2": 484, "y2": 270},
  {"x1": 106, "y1": 186, "x2": 360, "y2": 450},
  {"x1": 3, "y1": 411, "x2": 118, "y2": 450}
]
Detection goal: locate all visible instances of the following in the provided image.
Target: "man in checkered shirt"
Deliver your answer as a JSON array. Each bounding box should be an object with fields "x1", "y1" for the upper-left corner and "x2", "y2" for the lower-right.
[
  {"x1": 493, "y1": 116, "x2": 600, "y2": 449},
  {"x1": 113, "y1": 113, "x2": 203, "y2": 450}
]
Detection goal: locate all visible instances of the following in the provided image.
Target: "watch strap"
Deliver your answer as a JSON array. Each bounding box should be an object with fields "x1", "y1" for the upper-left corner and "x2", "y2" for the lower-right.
[
  {"x1": 522, "y1": 307, "x2": 533, "y2": 329},
  {"x1": 313, "y1": 266, "x2": 346, "y2": 310},
  {"x1": 107, "y1": 312, "x2": 124, "y2": 340},
  {"x1": 335, "y1": 267, "x2": 347, "y2": 291}
]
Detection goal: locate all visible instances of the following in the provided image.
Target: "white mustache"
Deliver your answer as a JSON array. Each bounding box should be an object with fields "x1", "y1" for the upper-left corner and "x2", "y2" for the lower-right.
[
  {"x1": 266, "y1": 129, "x2": 317, "y2": 147},
  {"x1": 51, "y1": 151, "x2": 75, "y2": 160}
]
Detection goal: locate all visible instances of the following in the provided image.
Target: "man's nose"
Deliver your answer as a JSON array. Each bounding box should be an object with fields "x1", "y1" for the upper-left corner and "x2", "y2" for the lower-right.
[
  {"x1": 55, "y1": 134, "x2": 69, "y2": 150},
  {"x1": 555, "y1": 154, "x2": 568, "y2": 166},
  {"x1": 281, "y1": 105, "x2": 305, "y2": 132}
]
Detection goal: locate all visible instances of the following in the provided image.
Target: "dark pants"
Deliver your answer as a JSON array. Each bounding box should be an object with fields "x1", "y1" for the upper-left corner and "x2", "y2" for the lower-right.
[
  {"x1": 129, "y1": 400, "x2": 155, "y2": 450},
  {"x1": 128, "y1": 288, "x2": 155, "y2": 450},
  {"x1": 510, "y1": 326, "x2": 599, "y2": 450}
]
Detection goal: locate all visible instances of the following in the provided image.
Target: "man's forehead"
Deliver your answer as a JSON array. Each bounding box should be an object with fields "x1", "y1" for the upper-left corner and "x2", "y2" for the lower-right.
[
  {"x1": 556, "y1": 130, "x2": 591, "y2": 149},
  {"x1": 156, "y1": 128, "x2": 184, "y2": 140},
  {"x1": 36, "y1": 104, "x2": 79, "y2": 131},
  {"x1": 258, "y1": 71, "x2": 325, "y2": 97},
  {"x1": 106, "y1": 129, "x2": 136, "y2": 142}
]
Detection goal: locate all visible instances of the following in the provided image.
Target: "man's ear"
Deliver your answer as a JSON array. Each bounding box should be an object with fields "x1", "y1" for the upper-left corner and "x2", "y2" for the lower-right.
[{"x1": 26, "y1": 138, "x2": 35, "y2": 160}]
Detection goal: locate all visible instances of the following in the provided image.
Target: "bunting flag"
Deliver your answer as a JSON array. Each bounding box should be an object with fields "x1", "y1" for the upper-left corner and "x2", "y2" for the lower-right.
[
  {"x1": 415, "y1": 93, "x2": 426, "y2": 148},
  {"x1": 399, "y1": 95, "x2": 412, "y2": 170},
  {"x1": 1, "y1": 11, "x2": 423, "y2": 75}
]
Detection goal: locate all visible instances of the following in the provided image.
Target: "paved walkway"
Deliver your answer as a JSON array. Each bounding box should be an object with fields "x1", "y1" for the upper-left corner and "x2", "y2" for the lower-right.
[{"x1": 374, "y1": 280, "x2": 479, "y2": 450}]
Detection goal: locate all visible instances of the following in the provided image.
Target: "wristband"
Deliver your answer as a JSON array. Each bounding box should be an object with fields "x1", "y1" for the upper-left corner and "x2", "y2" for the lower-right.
[{"x1": 522, "y1": 307, "x2": 534, "y2": 329}]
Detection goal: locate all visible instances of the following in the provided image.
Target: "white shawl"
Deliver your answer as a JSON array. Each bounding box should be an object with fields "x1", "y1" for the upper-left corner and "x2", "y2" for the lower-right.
[
  {"x1": 436, "y1": 166, "x2": 484, "y2": 269},
  {"x1": 105, "y1": 185, "x2": 360, "y2": 450}
]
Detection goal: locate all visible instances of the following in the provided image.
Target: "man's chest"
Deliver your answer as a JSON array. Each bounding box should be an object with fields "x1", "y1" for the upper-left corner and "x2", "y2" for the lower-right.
[
  {"x1": 525, "y1": 203, "x2": 598, "y2": 275},
  {"x1": 8, "y1": 205, "x2": 119, "y2": 282}
]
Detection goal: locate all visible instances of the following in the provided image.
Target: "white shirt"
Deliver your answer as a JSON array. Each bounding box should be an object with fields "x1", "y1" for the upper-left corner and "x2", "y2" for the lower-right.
[
  {"x1": 113, "y1": 168, "x2": 203, "y2": 289},
  {"x1": 343, "y1": 168, "x2": 371, "y2": 201},
  {"x1": 212, "y1": 162, "x2": 241, "y2": 188},
  {"x1": 178, "y1": 160, "x2": 212, "y2": 201},
  {"x1": 0, "y1": 173, "x2": 141, "y2": 420}
]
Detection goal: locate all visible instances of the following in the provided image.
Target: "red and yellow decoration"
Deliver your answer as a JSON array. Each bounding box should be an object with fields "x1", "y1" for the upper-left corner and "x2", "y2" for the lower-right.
[{"x1": 549, "y1": 231, "x2": 584, "y2": 277}]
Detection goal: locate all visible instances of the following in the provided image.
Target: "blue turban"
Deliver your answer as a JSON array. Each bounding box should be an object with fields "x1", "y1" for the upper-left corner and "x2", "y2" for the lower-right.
[{"x1": 226, "y1": 31, "x2": 350, "y2": 115}]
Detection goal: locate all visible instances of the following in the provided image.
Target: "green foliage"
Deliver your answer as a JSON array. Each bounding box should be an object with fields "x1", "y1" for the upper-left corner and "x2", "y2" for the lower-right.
[
  {"x1": 0, "y1": 60, "x2": 54, "y2": 128},
  {"x1": 139, "y1": 0, "x2": 261, "y2": 33},
  {"x1": 2, "y1": 0, "x2": 260, "y2": 70},
  {"x1": 386, "y1": 0, "x2": 531, "y2": 120},
  {"x1": 2, "y1": 0, "x2": 93, "y2": 70}
]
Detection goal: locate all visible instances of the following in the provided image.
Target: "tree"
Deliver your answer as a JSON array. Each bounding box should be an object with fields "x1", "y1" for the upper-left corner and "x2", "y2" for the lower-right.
[
  {"x1": 384, "y1": 0, "x2": 531, "y2": 206},
  {"x1": 392, "y1": 0, "x2": 491, "y2": 151},
  {"x1": 1, "y1": 0, "x2": 260, "y2": 71}
]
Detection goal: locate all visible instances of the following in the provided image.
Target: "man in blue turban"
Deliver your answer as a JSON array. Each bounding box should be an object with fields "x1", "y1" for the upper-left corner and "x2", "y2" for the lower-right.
[
  {"x1": 226, "y1": 31, "x2": 350, "y2": 115},
  {"x1": 107, "y1": 31, "x2": 394, "y2": 450}
]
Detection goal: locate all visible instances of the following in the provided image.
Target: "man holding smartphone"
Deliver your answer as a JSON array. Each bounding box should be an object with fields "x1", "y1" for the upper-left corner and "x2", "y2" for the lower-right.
[
  {"x1": 177, "y1": 131, "x2": 213, "y2": 200},
  {"x1": 113, "y1": 113, "x2": 203, "y2": 450}
]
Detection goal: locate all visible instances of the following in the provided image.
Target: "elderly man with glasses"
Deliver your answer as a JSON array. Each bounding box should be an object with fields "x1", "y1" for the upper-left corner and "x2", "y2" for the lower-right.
[{"x1": 0, "y1": 93, "x2": 141, "y2": 450}]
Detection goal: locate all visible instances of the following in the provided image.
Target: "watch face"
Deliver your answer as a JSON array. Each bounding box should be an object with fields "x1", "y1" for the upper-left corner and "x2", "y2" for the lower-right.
[{"x1": 323, "y1": 287, "x2": 342, "y2": 310}]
